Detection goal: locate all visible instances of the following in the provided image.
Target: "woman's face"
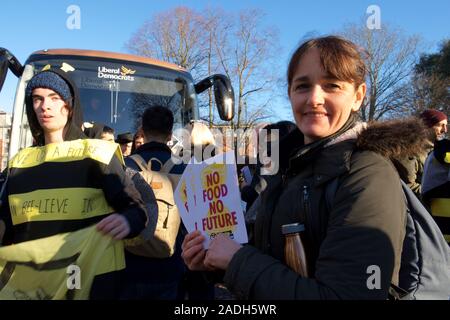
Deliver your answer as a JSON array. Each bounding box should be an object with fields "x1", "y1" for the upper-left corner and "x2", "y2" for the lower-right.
[{"x1": 289, "y1": 48, "x2": 366, "y2": 144}]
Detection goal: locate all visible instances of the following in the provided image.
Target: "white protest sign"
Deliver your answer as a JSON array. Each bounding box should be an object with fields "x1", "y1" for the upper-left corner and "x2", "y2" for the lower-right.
[
  {"x1": 174, "y1": 164, "x2": 194, "y2": 231},
  {"x1": 174, "y1": 159, "x2": 200, "y2": 232},
  {"x1": 190, "y1": 151, "x2": 248, "y2": 248}
]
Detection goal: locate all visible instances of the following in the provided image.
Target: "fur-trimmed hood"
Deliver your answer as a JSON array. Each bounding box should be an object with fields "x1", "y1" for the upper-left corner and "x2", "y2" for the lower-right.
[
  {"x1": 279, "y1": 117, "x2": 431, "y2": 174},
  {"x1": 355, "y1": 117, "x2": 431, "y2": 161}
]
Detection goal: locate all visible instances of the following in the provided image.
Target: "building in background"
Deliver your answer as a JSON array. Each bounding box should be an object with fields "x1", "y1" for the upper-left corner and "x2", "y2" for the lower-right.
[{"x1": 0, "y1": 110, "x2": 12, "y2": 171}]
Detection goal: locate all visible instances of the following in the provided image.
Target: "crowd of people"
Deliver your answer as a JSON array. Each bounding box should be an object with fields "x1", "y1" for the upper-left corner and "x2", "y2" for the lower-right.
[{"x1": 0, "y1": 35, "x2": 448, "y2": 300}]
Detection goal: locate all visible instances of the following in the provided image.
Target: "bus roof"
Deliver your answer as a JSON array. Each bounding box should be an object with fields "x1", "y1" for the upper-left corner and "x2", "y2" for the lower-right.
[{"x1": 27, "y1": 48, "x2": 187, "y2": 73}]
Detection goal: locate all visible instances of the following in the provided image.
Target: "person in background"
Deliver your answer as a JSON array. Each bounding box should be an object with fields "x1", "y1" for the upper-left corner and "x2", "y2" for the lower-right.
[
  {"x1": 393, "y1": 109, "x2": 448, "y2": 198},
  {"x1": 116, "y1": 132, "x2": 133, "y2": 156},
  {"x1": 240, "y1": 120, "x2": 297, "y2": 211},
  {"x1": 420, "y1": 109, "x2": 448, "y2": 143},
  {"x1": 422, "y1": 138, "x2": 450, "y2": 244},
  {"x1": 131, "y1": 127, "x2": 145, "y2": 154},
  {"x1": 83, "y1": 123, "x2": 116, "y2": 143},
  {"x1": 101, "y1": 125, "x2": 115, "y2": 142},
  {"x1": 182, "y1": 120, "x2": 217, "y2": 162},
  {"x1": 121, "y1": 106, "x2": 186, "y2": 300}
]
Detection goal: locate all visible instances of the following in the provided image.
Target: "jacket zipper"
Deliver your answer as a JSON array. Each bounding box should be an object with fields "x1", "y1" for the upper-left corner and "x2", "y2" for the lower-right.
[
  {"x1": 303, "y1": 185, "x2": 309, "y2": 213},
  {"x1": 302, "y1": 183, "x2": 316, "y2": 244}
]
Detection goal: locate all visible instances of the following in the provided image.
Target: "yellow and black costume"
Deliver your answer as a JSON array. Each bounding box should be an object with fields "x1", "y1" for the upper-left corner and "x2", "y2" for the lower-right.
[{"x1": 0, "y1": 69, "x2": 146, "y2": 299}]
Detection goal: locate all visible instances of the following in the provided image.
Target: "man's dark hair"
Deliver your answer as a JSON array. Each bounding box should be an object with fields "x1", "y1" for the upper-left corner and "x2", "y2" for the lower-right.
[
  {"x1": 102, "y1": 125, "x2": 115, "y2": 135},
  {"x1": 142, "y1": 106, "x2": 174, "y2": 137},
  {"x1": 265, "y1": 121, "x2": 297, "y2": 139}
]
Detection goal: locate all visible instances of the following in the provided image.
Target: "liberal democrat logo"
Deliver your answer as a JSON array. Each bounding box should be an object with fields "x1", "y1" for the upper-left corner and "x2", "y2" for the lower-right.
[
  {"x1": 120, "y1": 66, "x2": 136, "y2": 76},
  {"x1": 97, "y1": 65, "x2": 136, "y2": 81}
]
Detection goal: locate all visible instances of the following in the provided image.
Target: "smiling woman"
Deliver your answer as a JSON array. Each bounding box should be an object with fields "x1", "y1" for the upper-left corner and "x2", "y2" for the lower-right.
[
  {"x1": 180, "y1": 35, "x2": 427, "y2": 300},
  {"x1": 287, "y1": 38, "x2": 366, "y2": 144}
]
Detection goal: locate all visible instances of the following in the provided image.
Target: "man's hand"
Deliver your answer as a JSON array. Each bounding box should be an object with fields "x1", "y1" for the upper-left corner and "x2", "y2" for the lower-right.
[{"x1": 96, "y1": 213, "x2": 130, "y2": 240}]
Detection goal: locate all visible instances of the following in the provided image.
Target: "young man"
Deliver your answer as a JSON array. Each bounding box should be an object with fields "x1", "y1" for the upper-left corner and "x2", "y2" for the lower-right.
[
  {"x1": 100, "y1": 125, "x2": 115, "y2": 142},
  {"x1": 0, "y1": 69, "x2": 147, "y2": 299},
  {"x1": 116, "y1": 132, "x2": 133, "y2": 156},
  {"x1": 122, "y1": 105, "x2": 186, "y2": 299}
]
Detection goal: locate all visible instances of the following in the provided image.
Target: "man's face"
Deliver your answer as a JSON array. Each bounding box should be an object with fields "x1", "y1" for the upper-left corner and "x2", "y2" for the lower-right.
[
  {"x1": 100, "y1": 132, "x2": 115, "y2": 142},
  {"x1": 120, "y1": 142, "x2": 132, "y2": 156},
  {"x1": 433, "y1": 119, "x2": 448, "y2": 140},
  {"x1": 32, "y1": 88, "x2": 69, "y2": 136}
]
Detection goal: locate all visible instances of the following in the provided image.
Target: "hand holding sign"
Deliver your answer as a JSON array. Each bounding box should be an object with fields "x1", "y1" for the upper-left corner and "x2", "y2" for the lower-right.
[
  {"x1": 175, "y1": 151, "x2": 248, "y2": 248},
  {"x1": 181, "y1": 230, "x2": 212, "y2": 272},
  {"x1": 204, "y1": 233, "x2": 243, "y2": 270}
]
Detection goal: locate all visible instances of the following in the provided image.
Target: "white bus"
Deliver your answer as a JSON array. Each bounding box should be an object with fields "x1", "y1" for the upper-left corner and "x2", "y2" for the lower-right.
[{"x1": 0, "y1": 48, "x2": 234, "y2": 158}]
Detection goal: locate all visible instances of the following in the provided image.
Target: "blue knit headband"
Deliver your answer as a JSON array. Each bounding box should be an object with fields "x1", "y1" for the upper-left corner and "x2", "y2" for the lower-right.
[{"x1": 25, "y1": 71, "x2": 72, "y2": 103}]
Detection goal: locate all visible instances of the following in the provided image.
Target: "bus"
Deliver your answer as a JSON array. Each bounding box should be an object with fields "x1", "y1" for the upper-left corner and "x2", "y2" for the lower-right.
[{"x1": 0, "y1": 48, "x2": 234, "y2": 159}]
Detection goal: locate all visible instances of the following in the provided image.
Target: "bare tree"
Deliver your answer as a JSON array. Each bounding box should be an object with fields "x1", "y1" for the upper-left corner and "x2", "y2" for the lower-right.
[
  {"x1": 126, "y1": 6, "x2": 207, "y2": 79},
  {"x1": 340, "y1": 22, "x2": 421, "y2": 121},
  {"x1": 212, "y1": 8, "x2": 280, "y2": 128},
  {"x1": 199, "y1": 6, "x2": 232, "y2": 125},
  {"x1": 400, "y1": 74, "x2": 450, "y2": 117},
  {"x1": 126, "y1": 6, "x2": 280, "y2": 127}
]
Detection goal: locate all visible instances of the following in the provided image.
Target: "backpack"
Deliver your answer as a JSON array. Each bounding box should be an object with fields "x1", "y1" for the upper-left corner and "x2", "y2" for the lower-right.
[
  {"x1": 325, "y1": 177, "x2": 450, "y2": 300},
  {"x1": 124, "y1": 154, "x2": 181, "y2": 258},
  {"x1": 124, "y1": 167, "x2": 158, "y2": 242}
]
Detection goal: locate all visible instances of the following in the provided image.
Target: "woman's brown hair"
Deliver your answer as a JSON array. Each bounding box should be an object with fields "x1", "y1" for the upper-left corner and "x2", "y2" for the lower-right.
[{"x1": 287, "y1": 35, "x2": 367, "y2": 94}]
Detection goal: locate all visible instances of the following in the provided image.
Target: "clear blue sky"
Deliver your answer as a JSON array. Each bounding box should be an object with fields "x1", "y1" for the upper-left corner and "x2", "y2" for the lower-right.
[{"x1": 1, "y1": 0, "x2": 449, "y2": 121}]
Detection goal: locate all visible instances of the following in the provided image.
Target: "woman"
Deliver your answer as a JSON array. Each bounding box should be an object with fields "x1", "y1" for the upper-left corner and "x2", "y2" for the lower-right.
[
  {"x1": 181, "y1": 36, "x2": 423, "y2": 299},
  {"x1": 182, "y1": 120, "x2": 217, "y2": 162}
]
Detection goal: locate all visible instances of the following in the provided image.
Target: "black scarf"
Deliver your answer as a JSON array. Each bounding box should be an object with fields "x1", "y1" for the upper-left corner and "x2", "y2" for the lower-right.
[
  {"x1": 286, "y1": 113, "x2": 358, "y2": 176},
  {"x1": 255, "y1": 113, "x2": 358, "y2": 253},
  {"x1": 434, "y1": 138, "x2": 450, "y2": 165}
]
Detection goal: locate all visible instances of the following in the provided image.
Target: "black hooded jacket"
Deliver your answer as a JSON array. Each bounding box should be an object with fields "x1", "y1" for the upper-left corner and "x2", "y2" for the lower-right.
[
  {"x1": 421, "y1": 138, "x2": 450, "y2": 243},
  {"x1": 224, "y1": 118, "x2": 429, "y2": 300}
]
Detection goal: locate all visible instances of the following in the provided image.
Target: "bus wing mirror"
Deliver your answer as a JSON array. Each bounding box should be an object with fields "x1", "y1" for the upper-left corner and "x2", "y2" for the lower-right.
[
  {"x1": 195, "y1": 74, "x2": 234, "y2": 121},
  {"x1": 0, "y1": 48, "x2": 24, "y2": 92},
  {"x1": 213, "y1": 74, "x2": 234, "y2": 121}
]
